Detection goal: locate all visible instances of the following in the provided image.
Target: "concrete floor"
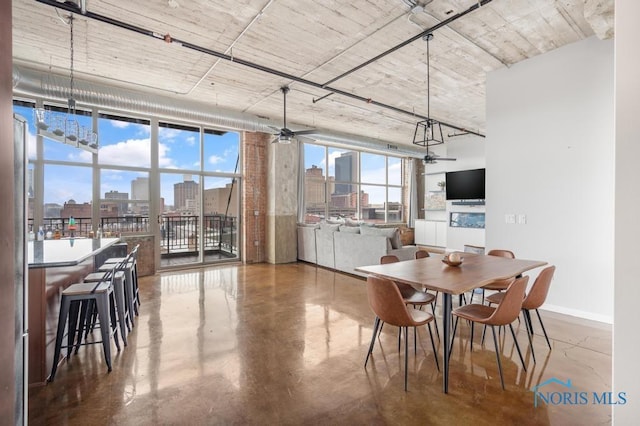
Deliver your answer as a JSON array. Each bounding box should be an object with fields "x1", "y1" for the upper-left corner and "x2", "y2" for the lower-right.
[{"x1": 28, "y1": 262, "x2": 612, "y2": 425}]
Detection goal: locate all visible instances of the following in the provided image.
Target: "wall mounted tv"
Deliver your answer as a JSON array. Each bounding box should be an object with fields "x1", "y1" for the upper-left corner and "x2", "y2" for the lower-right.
[{"x1": 445, "y1": 168, "x2": 486, "y2": 200}]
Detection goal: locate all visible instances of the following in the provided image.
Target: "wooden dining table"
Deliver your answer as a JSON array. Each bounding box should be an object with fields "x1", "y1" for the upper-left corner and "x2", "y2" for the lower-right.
[{"x1": 355, "y1": 252, "x2": 547, "y2": 393}]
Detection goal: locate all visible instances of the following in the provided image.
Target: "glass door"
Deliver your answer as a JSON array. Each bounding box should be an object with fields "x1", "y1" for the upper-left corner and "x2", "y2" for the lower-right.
[
  {"x1": 203, "y1": 176, "x2": 240, "y2": 262},
  {"x1": 159, "y1": 172, "x2": 202, "y2": 268}
]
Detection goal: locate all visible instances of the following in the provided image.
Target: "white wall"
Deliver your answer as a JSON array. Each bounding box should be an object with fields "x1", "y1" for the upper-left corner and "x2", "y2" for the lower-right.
[
  {"x1": 614, "y1": 0, "x2": 640, "y2": 421},
  {"x1": 486, "y1": 36, "x2": 614, "y2": 323}
]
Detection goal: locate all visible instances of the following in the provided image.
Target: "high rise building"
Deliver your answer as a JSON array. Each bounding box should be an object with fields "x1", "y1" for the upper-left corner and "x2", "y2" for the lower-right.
[
  {"x1": 204, "y1": 182, "x2": 238, "y2": 217},
  {"x1": 305, "y1": 165, "x2": 325, "y2": 206},
  {"x1": 131, "y1": 177, "x2": 149, "y2": 200},
  {"x1": 104, "y1": 190, "x2": 129, "y2": 215},
  {"x1": 334, "y1": 151, "x2": 356, "y2": 195},
  {"x1": 131, "y1": 177, "x2": 149, "y2": 214},
  {"x1": 174, "y1": 175, "x2": 199, "y2": 212}
]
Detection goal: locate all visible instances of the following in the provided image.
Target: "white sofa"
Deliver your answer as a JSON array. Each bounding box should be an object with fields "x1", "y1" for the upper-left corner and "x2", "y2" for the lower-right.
[{"x1": 297, "y1": 224, "x2": 417, "y2": 277}]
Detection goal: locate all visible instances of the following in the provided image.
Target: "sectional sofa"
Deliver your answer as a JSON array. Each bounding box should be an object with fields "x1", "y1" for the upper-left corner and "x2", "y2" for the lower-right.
[{"x1": 297, "y1": 223, "x2": 418, "y2": 277}]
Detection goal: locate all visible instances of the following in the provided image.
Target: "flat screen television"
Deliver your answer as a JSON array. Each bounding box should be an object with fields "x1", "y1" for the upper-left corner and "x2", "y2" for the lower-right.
[{"x1": 445, "y1": 168, "x2": 485, "y2": 200}]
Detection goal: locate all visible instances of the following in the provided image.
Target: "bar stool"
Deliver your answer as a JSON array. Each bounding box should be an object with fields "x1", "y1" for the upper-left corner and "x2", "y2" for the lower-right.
[
  {"x1": 83, "y1": 265, "x2": 130, "y2": 346},
  {"x1": 48, "y1": 269, "x2": 121, "y2": 382},
  {"x1": 101, "y1": 244, "x2": 140, "y2": 318}
]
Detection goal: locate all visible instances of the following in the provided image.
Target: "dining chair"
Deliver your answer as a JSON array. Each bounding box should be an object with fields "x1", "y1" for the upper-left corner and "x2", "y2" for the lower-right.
[
  {"x1": 364, "y1": 275, "x2": 439, "y2": 391},
  {"x1": 450, "y1": 275, "x2": 529, "y2": 390},
  {"x1": 415, "y1": 250, "x2": 430, "y2": 259},
  {"x1": 469, "y1": 249, "x2": 516, "y2": 304},
  {"x1": 486, "y1": 265, "x2": 556, "y2": 363},
  {"x1": 380, "y1": 255, "x2": 439, "y2": 339}
]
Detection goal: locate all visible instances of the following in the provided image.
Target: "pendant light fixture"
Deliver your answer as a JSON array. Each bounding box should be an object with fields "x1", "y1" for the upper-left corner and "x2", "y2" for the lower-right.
[
  {"x1": 413, "y1": 33, "x2": 444, "y2": 148},
  {"x1": 34, "y1": 13, "x2": 98, "y2": 153}
]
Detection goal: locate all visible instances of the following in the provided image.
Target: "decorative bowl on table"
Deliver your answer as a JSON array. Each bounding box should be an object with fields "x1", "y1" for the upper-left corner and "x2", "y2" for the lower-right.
[{"x1": 442, "y1": 253, "x2": 463, "y2": 267}]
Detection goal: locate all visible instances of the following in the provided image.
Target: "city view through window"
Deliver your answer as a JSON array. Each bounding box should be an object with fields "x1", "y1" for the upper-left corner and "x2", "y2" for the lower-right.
[
  {"x1": 15, "y1": 101, "x2": 241, "y2": 265},
  {"x1": 303, "y1": 144, "x2": 403, "y2": 224}
]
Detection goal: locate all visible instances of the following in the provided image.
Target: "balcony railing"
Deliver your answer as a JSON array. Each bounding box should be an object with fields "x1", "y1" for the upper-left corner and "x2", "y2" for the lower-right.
[{"x1": 28, "y1": 214, "x2": 238, "y2": 258}]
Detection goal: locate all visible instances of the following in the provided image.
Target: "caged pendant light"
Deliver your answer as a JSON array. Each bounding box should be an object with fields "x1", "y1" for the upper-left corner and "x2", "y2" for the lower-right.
[
  {"x1": 412, "y1": 33, "x2": 444, "y2": 148},
  {"x1": 34, "y1": 13, "x2": 98, "y2": 153}
]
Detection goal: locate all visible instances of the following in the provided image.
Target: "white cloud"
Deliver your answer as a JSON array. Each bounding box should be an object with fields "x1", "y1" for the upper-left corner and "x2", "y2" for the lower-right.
[
  {"x1": 159, "y1": 127, "x2": 182, "y2": 142},
  {"x1": 209, "y1": 155, "x2": 223, "y2": 164},
  {"x1": 111, "y1": 120, "x2": 130, "y2": 129},
  {"x1": 93, "y1": 139, "x2": 174, "y2": 169}
]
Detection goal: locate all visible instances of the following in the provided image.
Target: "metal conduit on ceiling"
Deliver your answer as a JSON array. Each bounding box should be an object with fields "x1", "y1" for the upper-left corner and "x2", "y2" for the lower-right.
[
  {"x1": 32, "y1": 0, "x2": 485, "y2": 138},
  {"x1": 12, "y1": 65, "x2": 429, "y2": 159}
]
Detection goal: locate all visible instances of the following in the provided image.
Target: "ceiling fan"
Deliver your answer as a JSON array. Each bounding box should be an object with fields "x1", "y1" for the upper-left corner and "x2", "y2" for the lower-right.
[
  {"x1": 270, "y1": 86, "x2": 316, "y2": 143},
  {"x1": 424, "y1": 151, "x2": 456, "y2": 164}
]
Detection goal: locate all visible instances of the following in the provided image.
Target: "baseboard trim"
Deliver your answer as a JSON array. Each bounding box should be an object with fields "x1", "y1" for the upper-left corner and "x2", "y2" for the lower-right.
[{"x1": 542, "y1": 303, "x2": 613, "y2": 324}]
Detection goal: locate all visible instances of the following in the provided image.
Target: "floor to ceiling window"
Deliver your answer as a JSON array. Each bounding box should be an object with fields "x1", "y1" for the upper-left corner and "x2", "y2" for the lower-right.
[
  {"x1": 14, "y1": 99, "x2": 241, "y2": 268},
  {"x1": 302, "y1": 142, "x2": 405, "y2": 224}
]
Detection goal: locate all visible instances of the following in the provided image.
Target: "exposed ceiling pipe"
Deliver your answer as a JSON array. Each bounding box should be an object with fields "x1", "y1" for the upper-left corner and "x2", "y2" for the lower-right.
[
  {"x1": 321, "y1": 0, "x2": 494, "y2": 86},
  {"x1": 185, "y1": 0, "x2": 275, "y2": 95},
  {"x1": 12, "y1": 65, "x2": 276, "y2": 133},
  {"x1": 12, "y1": 65, "x2": 428, "y2": 159},
  {"x1": 33, "y1": 0, "x2": 485, "y2": 138}
]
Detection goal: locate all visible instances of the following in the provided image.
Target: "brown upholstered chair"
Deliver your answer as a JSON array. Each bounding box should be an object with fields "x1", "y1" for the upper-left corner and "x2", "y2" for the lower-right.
[
  {"x1": 469, "y1": 249, "x2": 516, "y2": 304},
  {"x1": 486, "y1": 265, "x2": 556, "y2": 363},
  {"x1": 364, "y1": 275, "x2": 439, "y2": 391},
  {"x1": 380, "y1": 255, "x2": 439, "y2": 338},
  {"x1": 415, "y1": 250, "x2": 430, "y2": 259},
  {"x1": 380, "y1": 255, "x2": 435, "y2": 307},
  {"x1": 451, "y1": 276, "x2": 529, "y2": 389}
]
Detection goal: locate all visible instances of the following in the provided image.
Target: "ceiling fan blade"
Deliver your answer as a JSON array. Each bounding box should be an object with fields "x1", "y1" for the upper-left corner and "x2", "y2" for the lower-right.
[
  {"x1": 292, "y1": 129, "x2": 317, "y2": 136},
  {"x1": 437, "y1": 157, "x2": 457, "y2": 161}
]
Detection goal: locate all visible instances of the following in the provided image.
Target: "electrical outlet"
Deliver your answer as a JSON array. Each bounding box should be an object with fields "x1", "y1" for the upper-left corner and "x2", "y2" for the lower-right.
[
  {"x1": 505, "y1": 214, "x2": 516, "y2": 224},
  {"x1": 254, "y1": 210, "x2": 259, "y2": 216},
  {"x1": 518, "y1": 214, "x2": 527, "y2": 224},
  {"x1": 254, "y1": 240, "x2": 259, "y2": 246}
]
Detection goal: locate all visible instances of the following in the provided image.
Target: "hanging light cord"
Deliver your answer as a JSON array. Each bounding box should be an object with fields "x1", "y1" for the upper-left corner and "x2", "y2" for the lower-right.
[
  {"x1": 426, "y1": 33, "x2": 432, "y2": 122},
  {"x1": 68, "y1": 13, "x2": 76, "y2": 113}
]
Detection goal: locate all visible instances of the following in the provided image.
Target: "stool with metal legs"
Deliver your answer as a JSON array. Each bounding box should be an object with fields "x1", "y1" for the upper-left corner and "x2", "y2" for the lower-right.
[
  {"x1": 83, "y1": 258, "x2": 130, "y2": 346},
  {"x1": 48, "y1": 269, "x2": 121, "y2": 382},
  {"x1": 101, "y1": 244, "x2": 140, "y2": 317}
]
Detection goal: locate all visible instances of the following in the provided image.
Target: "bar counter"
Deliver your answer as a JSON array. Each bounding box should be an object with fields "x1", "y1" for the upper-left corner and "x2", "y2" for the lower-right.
[{"x1": 28, "y1": 238, "x2": 121, "y2": 385}]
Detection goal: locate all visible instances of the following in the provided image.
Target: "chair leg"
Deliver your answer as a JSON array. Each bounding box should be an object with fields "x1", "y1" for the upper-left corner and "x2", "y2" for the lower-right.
[
  {"x1": 427, "y1": 323, "x2": 439, "y2": 371},
  {"x1": 67, "y1": 300, "x2": 80, "y2": 358},
  {"x1": 535, "y1": 309, "x2": 552, "y2": 350},
  {"x1": 404, "y1": 326, "x2": 409, "y2": 392},
  {"x1": 109, "y1": 292, "x2": 121, "y2": 352},
  {"x1": 524, "y1": 310, "x2": 537, "y2": 362},
  {"x1": 490, "y1": 325, "x2": 505, "y2": 390},
  {"x1": 508, "y1": 323, "x2": 527, "y2": 371},
  {"x1": 522, "y1": 310, "x2": 536, "y2": 363},
  {"x1": 365, "y1": 316, "x2": 380, "y2": 367},
  {"x1": 430, "y1": 301, "x2": 440, "y2": 340},
  {"x1": 414, "y1": 326, "x2": 417, "y2": 355},
  {"x1": 470, "y1": 321, "x2": 474, "y2": 352},
  {"x1": 49, "y1": 296, "x2": 71, "y2": 382},
  {"x1": 96, "y1": 294, "x2": 113, "y2": 372}
]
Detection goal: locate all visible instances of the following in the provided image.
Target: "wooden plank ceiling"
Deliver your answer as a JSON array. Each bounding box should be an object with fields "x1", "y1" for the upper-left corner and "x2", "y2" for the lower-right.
[{"x1": 12, "y1": 0, "x2": 614, "y2": 148}]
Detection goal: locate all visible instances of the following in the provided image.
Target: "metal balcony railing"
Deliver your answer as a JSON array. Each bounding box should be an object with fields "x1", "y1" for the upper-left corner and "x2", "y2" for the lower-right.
[{"x1": 28, "y1": 214, "x2": 238, "y2": 258}]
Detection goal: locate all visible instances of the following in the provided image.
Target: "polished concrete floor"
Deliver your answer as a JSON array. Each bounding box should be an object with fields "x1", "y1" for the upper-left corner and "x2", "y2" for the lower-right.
[{"x1": 29, "y1": 262, "x2": 612, "y2": 425}]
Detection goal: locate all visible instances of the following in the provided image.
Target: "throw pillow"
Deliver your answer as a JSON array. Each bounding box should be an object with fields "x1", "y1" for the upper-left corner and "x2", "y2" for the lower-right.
[
  {"x1": 359, "y1": 226, "x2": 401, "y2": 249},
  {"x1": 345, "y1": 218, "x2": 363, "y2": 227}
]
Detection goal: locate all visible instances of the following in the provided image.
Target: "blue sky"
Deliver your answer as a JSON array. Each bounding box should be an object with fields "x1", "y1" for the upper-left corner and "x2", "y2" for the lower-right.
[{"x1": 15, "y1": 104, "x2": 240, "y2": 207}]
